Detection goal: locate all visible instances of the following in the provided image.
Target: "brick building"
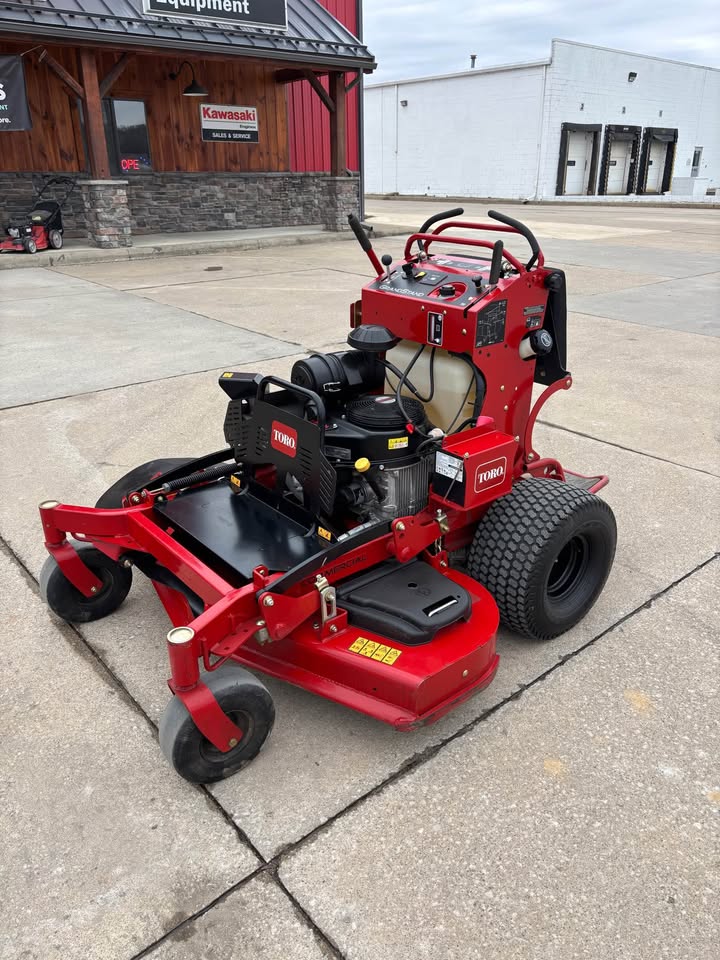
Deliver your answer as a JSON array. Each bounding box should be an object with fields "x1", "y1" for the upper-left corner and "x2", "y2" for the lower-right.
[
  {"x1": 0, "y1": 0, "x2": 374, "y2": 245},
  {"x1": 364, "y1": 39, "x2": 719, "y2": 200}
]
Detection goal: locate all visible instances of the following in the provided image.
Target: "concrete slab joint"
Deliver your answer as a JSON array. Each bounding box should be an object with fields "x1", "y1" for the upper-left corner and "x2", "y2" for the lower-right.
[{"x1": 80, "y1": 179, "x2": 133, "y2": 249}]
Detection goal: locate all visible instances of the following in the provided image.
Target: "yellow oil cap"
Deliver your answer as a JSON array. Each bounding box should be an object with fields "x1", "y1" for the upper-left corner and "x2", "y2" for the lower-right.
[{"x1": 355, "y1": 457, "x2": 371, "y2": 473}]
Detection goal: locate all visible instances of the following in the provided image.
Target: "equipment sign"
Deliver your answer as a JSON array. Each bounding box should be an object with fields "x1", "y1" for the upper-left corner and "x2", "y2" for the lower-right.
[
  {"x1": 201, "y1": 103, "x2": 259, "y2": 143},
  {"x1": 143, "y1": 0, "x2": 288, "y2": 30},
  {"x1": 0, "y1": 56, "x2": 32, "y2": 131}
]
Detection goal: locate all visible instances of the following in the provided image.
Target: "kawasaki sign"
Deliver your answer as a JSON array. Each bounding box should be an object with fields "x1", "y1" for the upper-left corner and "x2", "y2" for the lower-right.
[
  {"x1": 0, "y1": 56, "x2": 32, "y2": 131},
  {"x1": 142, "y1": 0, "x2": 288, "y2": 30},
  {"x1": 201, "y1": 103, "x2": 259, "y2": 142}
]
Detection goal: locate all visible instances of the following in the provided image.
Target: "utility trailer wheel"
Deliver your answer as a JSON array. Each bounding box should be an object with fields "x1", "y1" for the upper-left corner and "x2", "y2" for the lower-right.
[
  {"x1": 40, "y1": 543, "x2": 133, "y2": 624},
  {"x1": 159, "y1": 667, "x2": 275, "y2": 784},
  {"x1": 468, "y1": 478, "x2": 616, "y2": 641},
  {"x1": 95, "y1": 458, "x2": 195, "y2": 509},
  {"x1": 48, "y1": 229, "x2": 63, "y2": 250}
]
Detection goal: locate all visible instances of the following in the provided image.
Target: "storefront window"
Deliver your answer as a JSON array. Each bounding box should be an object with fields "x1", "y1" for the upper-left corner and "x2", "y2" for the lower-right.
[{"x1": 103, "y1": 99, "x2": 152, "y2": 173}]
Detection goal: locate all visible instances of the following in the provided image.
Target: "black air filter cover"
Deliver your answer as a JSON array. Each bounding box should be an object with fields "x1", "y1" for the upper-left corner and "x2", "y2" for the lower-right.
[{"x1": 346, "y1": 395, "x2": 426, "y2": 431}]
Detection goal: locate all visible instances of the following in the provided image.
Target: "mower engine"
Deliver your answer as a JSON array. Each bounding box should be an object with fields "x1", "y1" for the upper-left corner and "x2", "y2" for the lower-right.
[{"x1": 291, "y1": 349, "x2": 434, "y2": 522}]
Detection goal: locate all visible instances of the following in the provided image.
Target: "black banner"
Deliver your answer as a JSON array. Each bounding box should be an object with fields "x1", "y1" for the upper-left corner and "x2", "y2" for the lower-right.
[
  {"x1": 142, "y1": 0, "x2": 288, "y2": 30},
  {"x1": 0, "y1": 56, "x2": 32, "y2": 132}
]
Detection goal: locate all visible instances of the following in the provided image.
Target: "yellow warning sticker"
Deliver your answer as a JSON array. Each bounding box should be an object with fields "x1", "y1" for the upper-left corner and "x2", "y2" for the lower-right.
[
  {"x1": 230, "y1": 474, "x2": 242, "y2": 488},
  {"x1": 221, "y1": 372, "x2": 234, "y2": 378},
  {"x1": 318, "y1": 526, "x2": 333, "y2": 542},
  {"x1": 388, "y1": 437, "x2": 409, "y2": 450},
  {"x1": 348, "y1": 637, "x2": 403, "y2": 665}
]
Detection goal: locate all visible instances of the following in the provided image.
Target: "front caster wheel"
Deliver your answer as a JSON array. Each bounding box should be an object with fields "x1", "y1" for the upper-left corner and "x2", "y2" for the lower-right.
[
  {"x1": 159, "y1": 667, "x2": 275, "y2": 784},
  {"x1": 40, "y1": 543, "x2": 133, "y2": 624}
]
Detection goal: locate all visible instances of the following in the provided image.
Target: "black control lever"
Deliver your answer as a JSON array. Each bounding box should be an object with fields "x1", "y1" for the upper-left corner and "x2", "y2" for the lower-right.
[
  {"x1": 488, "y1": 240, "x2": 504, "y2": 285},
  {"x1": 487, "y1": 209, "x2": 541, "y2": 270},
  {"x1": 347, "y1": 213, "x2": 384, "y2": 276}
]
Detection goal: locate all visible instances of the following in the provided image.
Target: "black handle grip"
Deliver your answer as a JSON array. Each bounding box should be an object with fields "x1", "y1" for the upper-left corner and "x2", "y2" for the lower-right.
[
  {"x1": 487, "y1": 209, "x2": 540, "y2": 269},
  {"x1": 418, "y1": 207, "x2": 465, "y2": 235},
  {"x1": 488, "y1": 240, "x2": 504, "y2": 285},
  {"x1": 347, "y1": 214, "x2": 373, "y2": 253},
  {"x1": 258, "y1": 375, "x2": 327, "y2": 428}
]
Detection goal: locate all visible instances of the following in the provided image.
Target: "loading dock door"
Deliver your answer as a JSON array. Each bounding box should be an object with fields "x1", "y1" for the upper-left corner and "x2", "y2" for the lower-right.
[
  {"x1": 645, "y1": 140, "x2": 666, "y2": 192},
  {"x1": 555, "y1": 123, "x2": 601, "y2": 196},
  {"x1": 637, "y1": 128, "x2": 678, "y2": 195},
  {"x1": 606, "y1": 139, "x2": 633, "y2": 194},
  {"x1": 599, "y1": 125, "x2": 641, "y2": 196},
  {"x1": 565, "y1": 131, "x2": 594, "y2": 194}
]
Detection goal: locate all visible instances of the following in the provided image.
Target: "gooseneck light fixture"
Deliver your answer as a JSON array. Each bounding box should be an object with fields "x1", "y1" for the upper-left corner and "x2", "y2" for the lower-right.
[{"x1": 169, "y1": 61, "x2": 208, "y2": 97}]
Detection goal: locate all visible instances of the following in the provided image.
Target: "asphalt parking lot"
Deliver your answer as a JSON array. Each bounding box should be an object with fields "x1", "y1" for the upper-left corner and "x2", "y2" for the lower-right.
[{"x1": 1, "y1": 201, "x2": 718, "y2": 960}]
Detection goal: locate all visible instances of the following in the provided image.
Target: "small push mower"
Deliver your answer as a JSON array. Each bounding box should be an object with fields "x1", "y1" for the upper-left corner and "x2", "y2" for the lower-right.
[
  {"x1": 1, "y1": 175, "x2": 75, "y2": 255},
  {"x1": 38, "y1": 208, "x2": 617, "y2": 783}
]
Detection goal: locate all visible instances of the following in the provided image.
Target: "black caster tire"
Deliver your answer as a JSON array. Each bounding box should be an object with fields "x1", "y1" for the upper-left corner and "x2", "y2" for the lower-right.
[
  {"x1": 49, "y1": 229, "x2": 63, "y2": 250},
  {"x1": 23, "y1": 238, "x2": 37, "y2": 254},
  {"x1": 159, "y1": 667, "x2": 275, "y2": 784},
  {"x1": 95, "y1": 458, "x2": 195, "y2": 508},
  {"x1": 468, "y1": 478, "x2": 616, "y2": 641},
  {"x1": 40, "y1": 543, "x2": 133, "y2": 624}
]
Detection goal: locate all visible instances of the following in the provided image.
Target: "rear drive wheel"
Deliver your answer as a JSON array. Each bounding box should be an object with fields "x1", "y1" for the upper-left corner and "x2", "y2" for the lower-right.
[
  {"x1": 48, "y1": 229, "x2": 63, "y2": 250},
  {"x1": 159, "y1": 667, "x2": 275, "y2": 783},
  {"x1": 23, "y1": 237, "x2": 37, "y2": 254},
  {"x1": 95, "y1": 458, "x2": 195, "y2": 508},
  {"x1": 467, "y1": 478, "x2": 616, "y2": 640},
  {"x1": 40, "y1": 543, "x2": 133, "y2": 623}
]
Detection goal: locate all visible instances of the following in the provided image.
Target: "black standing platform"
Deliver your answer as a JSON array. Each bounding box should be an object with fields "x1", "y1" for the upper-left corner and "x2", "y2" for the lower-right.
[{"x1": 156, "y1": 482, "x2": 322, "y2": 580}]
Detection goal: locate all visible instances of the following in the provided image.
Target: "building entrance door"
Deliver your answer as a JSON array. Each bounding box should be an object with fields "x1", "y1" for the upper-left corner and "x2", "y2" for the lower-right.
[
  {"x1": 606, "y1": 139, "x2": 633, "y2": 194},
  {"x1": 644, "y1": 139, "x2": 666, "y2": 193}
]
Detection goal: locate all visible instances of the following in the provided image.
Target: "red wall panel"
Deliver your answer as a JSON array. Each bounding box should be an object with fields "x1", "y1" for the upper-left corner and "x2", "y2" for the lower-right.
[{"x1": 288, "y1": 0, "x2": 361, "y2": 172}]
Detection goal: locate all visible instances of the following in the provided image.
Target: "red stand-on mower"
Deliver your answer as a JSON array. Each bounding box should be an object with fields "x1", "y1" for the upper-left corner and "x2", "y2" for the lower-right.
[
  {"x1": 1, "y1": 175, "x2": 75, "y2": 255},
  {"x1": 38, "y1": 209, "x2": 616, "y2": 783}
]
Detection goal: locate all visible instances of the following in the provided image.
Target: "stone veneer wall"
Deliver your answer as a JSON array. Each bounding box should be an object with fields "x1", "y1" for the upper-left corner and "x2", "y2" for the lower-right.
[
  {"x1": 0, "y1": 172, "x2": 359, "y2": 239},
  {"x1": 126, "y1": 173, "x2": 359, "y2": 234}
]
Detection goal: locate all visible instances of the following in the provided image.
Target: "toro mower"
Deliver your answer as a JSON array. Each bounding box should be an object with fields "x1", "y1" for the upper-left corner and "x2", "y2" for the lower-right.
[
  {"x1": 1, "y1": 175, "x2": 75, "y2": 255},
  {"x1": 38, "y1": 208, "x2": 616, "y2": 783}
]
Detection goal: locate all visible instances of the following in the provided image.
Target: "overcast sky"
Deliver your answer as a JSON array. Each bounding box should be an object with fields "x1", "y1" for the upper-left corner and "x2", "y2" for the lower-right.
[{"x1": 362, "y1": 0, "x2": 720, "y2": 82}]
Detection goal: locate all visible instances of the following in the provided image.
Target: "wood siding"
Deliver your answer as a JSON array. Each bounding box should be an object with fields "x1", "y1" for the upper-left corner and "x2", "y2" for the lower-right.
[{"x1": 0, "y1": 39, "x2": 290, "y2": 173}]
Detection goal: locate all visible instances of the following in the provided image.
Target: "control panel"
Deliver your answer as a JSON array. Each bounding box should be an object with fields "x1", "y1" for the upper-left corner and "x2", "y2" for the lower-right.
[{"x1": 369, "y1": 254, "x2": 493, "y2": 310}]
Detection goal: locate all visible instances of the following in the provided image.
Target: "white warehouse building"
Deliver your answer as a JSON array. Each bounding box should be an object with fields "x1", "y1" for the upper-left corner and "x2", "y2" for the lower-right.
[{"x1": 364, "y1": 40, "x2": 719, "y2": 200}]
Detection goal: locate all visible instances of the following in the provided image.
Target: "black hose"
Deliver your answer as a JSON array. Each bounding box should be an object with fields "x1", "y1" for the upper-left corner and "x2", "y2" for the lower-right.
[{"x1": 448, "y1": 352, "x2": 486, "y2": 423}]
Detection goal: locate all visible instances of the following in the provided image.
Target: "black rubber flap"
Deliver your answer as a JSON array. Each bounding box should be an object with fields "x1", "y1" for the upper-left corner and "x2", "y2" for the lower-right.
[{"x1": 337, "y1": 560, "x2": 471, "y2": 645}]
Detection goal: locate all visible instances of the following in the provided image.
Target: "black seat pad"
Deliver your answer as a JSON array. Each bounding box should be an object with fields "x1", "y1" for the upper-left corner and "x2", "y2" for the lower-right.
[{"x1": 337, "y1": 560, "x2": 472, "y2": 646}]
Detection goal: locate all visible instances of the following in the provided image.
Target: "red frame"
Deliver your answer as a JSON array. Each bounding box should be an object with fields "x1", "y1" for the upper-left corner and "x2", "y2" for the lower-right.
[{"x1": 38, "y1": 215, "x2": 608, "y2": 755}]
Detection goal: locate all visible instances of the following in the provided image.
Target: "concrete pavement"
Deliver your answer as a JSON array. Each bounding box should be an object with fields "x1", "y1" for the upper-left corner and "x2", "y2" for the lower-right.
[{"x1": 0, "y1": 203, "x2": 717, "y2": 958}]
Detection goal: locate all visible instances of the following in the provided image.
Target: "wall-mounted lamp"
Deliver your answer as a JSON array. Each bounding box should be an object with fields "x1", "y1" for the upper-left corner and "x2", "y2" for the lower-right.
[
  {"x1": 400, "y1": 99, "x2": 408, "y2": 107},
  {"x1": 628, "y1": 71, "x2": 637, "y2": 82},
  {"x1": 169, "y1": 61, "x2": 208, "y2": 97}
]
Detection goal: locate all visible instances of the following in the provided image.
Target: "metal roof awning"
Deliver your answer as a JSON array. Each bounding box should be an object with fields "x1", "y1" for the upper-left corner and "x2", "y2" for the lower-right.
[{"x1": 0, "y1": 0, "x2": 376, "y2": 71}]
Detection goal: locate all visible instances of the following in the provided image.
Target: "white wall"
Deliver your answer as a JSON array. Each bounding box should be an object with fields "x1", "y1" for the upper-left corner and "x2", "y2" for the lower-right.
[
  {"x1": 537, "y1": 40, "x2": 720, "y2": 197},
  {"x1": 365, "y1": 40, "x2": 720, "y2": 199},
  {"x1": 364, "y1": 65, "x2": 546, "y2": 198}
]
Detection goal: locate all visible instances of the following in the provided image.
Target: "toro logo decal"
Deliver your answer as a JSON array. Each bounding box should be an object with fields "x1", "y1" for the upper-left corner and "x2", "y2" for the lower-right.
[
  {"x1": 474, "y1": 457, "x2": 507, "y2": 494},
  {"x1": 271, "y1": 421, "x2": 298, "y2": 458}
]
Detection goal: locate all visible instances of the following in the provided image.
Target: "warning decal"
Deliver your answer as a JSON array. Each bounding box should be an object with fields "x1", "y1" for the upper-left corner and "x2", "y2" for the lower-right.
[{"x1": 349, "y1": 637, "x2": 402, "y2": 665}]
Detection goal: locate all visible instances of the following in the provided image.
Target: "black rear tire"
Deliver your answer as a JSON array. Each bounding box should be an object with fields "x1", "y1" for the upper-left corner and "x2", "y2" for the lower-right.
[
  {"x1": 95, "y1": 458, "x2": 195, "y2": 508},
  {"x1": 467, "y1": 478, "x2": 616, "y2": 640},
  {"x1": 40, "y1": 543, "x2": 133, "y2": 624},
  {"x1": 159, "y1": 667, "x2": 275, "y2": 783}
]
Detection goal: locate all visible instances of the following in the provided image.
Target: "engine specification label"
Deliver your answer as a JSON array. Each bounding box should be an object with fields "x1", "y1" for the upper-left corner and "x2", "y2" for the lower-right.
[{"x1": 435, "y1": 451, "x2": 464, "y2": 481}]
